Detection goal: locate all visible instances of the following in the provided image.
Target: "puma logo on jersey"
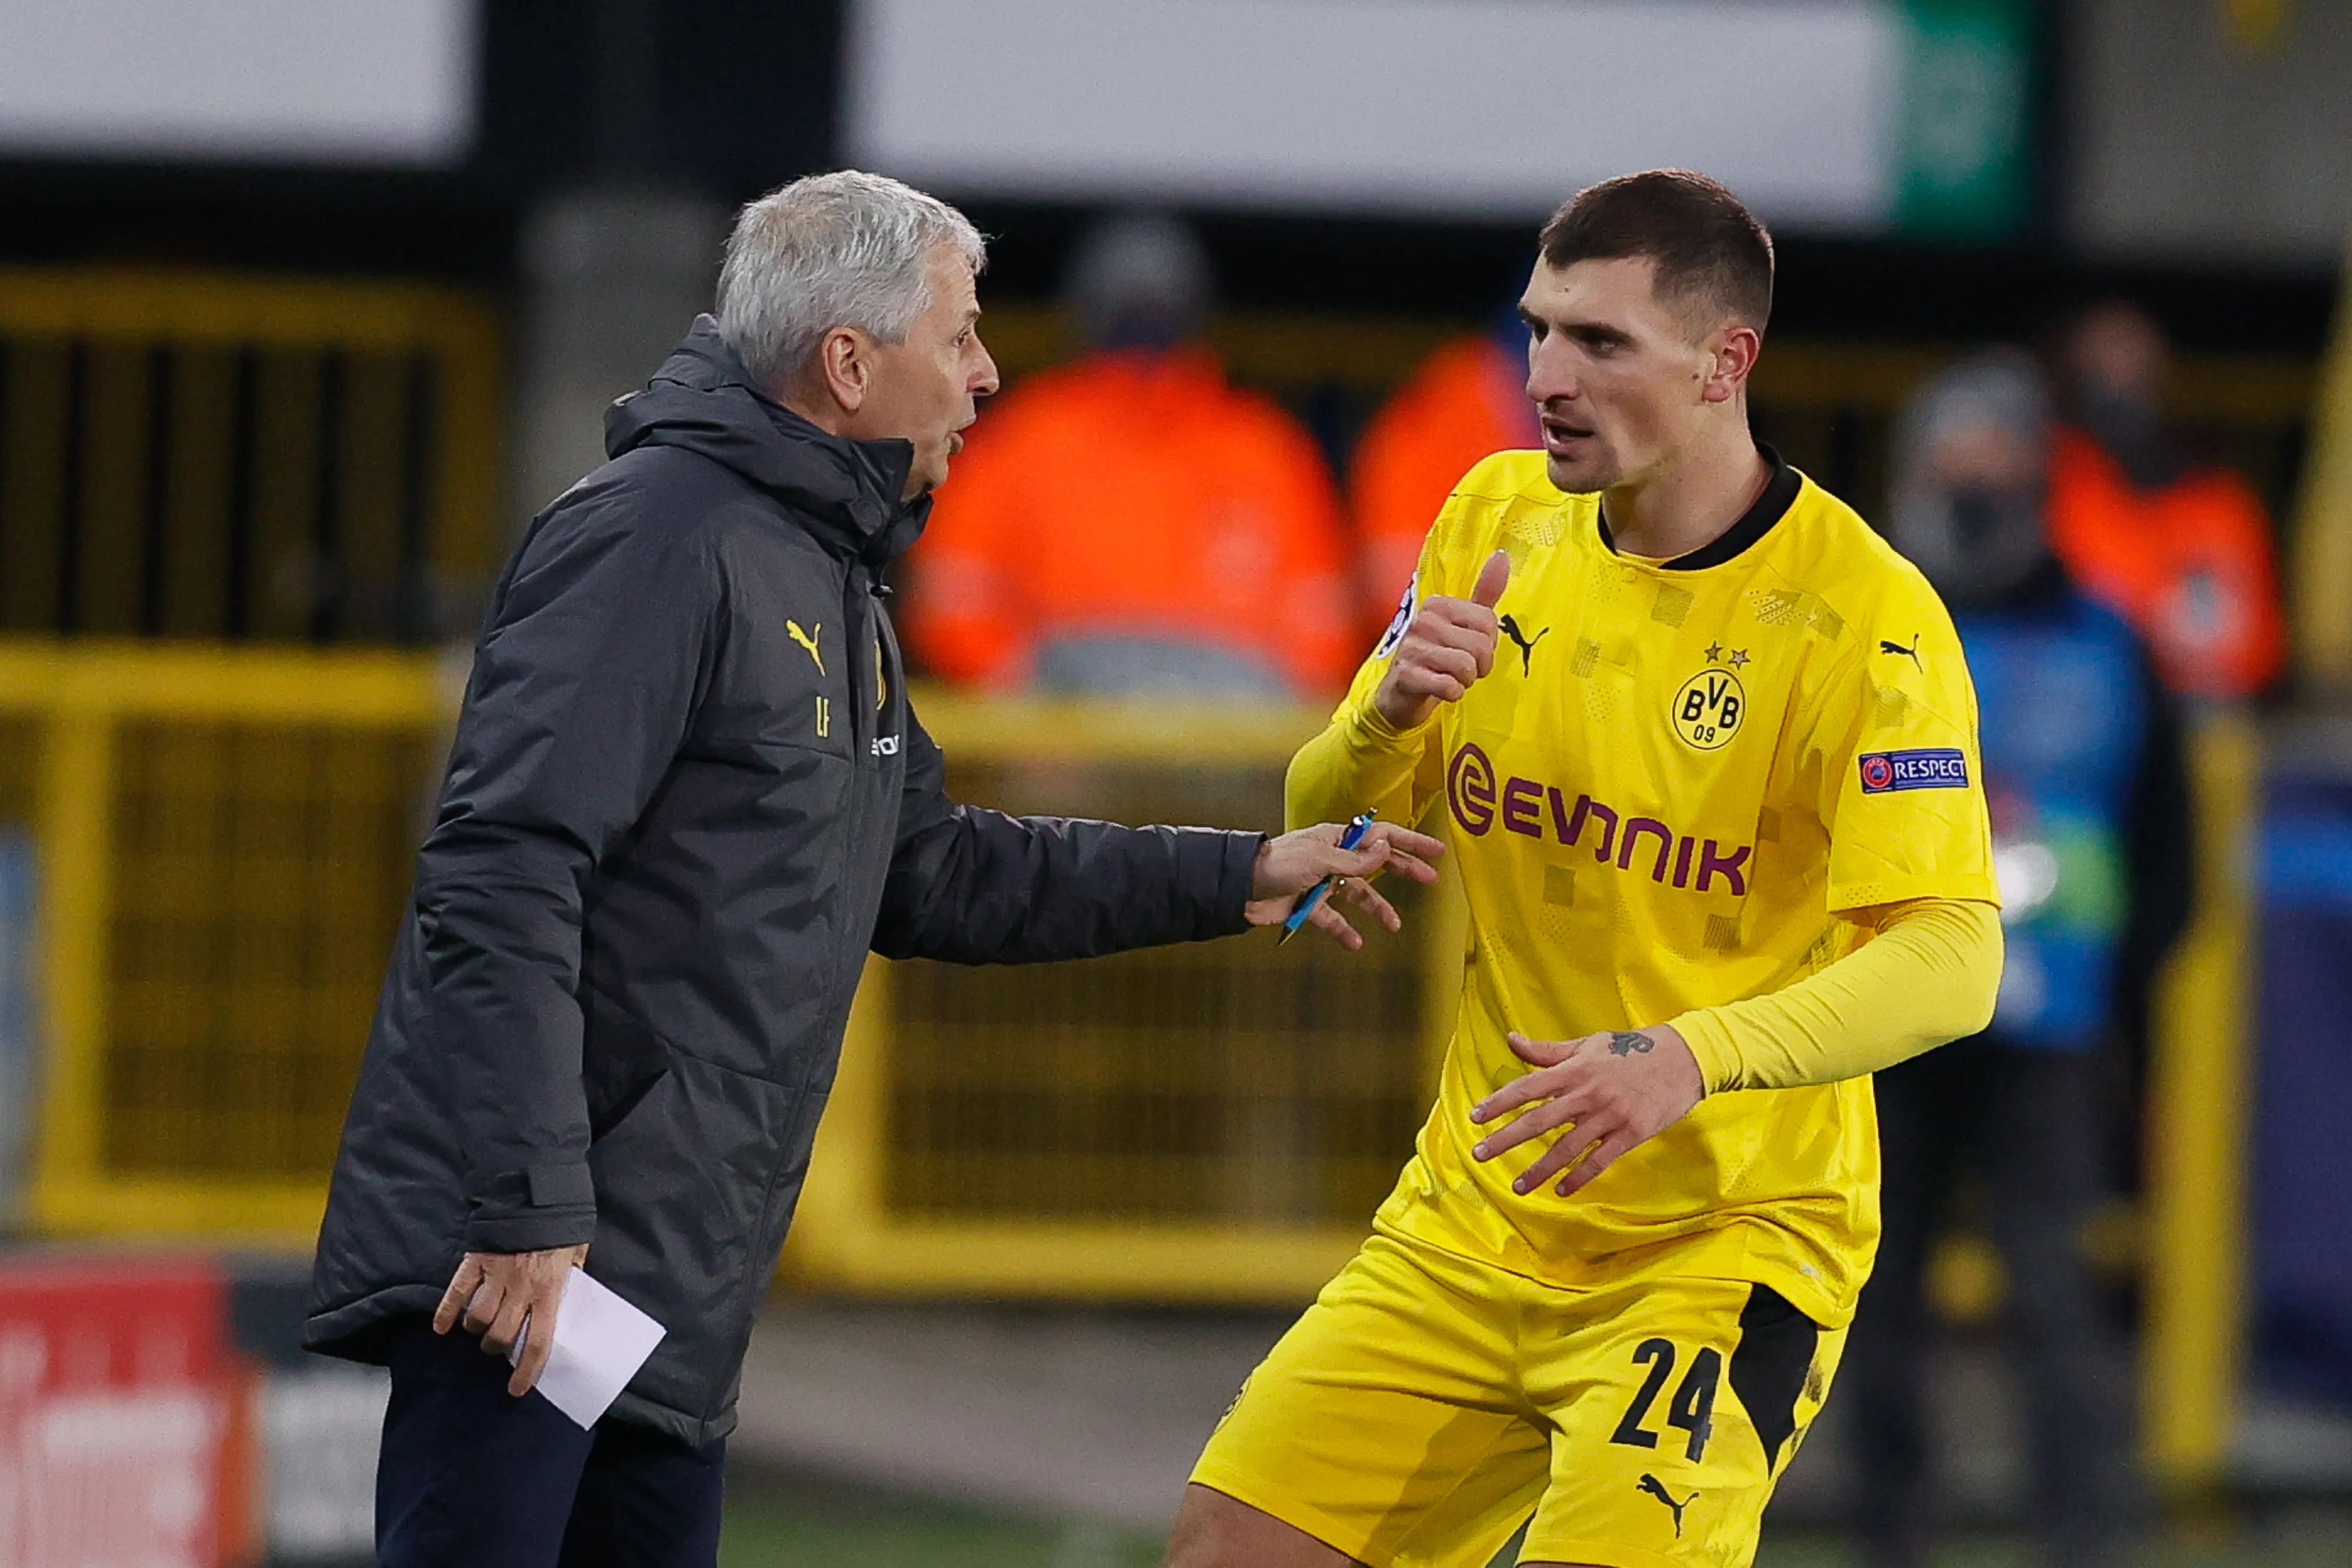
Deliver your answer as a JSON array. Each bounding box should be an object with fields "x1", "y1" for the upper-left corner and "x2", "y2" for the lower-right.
[
  {"x1": 1498, "y1": 614, "x2": 1549, "y2": 674},
  {"x1": 787, "y1": 621, "x2": 825, "y2": 674},
  {"x1": 1636, "y1": 1473, "x2": 1696, "y2": 1536},
  {"x1": 1878, "y1": 634, "x2": 1922, "y2": 669}
]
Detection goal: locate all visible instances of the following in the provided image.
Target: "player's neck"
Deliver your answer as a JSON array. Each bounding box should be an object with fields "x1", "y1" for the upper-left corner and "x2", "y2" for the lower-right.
[{"x1": 1601, "y1": 423, "x2": 1770, "y2": 562}]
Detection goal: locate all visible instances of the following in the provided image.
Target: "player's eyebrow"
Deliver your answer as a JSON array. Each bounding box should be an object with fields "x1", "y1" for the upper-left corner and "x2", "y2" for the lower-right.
[{"x1": 1564, "y1": 319, "x2": 1636, "y2": 349}]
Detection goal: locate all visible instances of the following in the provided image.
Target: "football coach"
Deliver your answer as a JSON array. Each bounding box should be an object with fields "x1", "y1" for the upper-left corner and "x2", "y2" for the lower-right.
[{"x1": 306, "y1": 170, "x2": 1444, "y2": 1568}]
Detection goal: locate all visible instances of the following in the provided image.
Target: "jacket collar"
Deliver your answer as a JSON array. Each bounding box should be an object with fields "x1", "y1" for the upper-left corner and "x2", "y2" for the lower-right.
[{"x1": 603, "y1": 315, "x2": 930, "y2": 568}]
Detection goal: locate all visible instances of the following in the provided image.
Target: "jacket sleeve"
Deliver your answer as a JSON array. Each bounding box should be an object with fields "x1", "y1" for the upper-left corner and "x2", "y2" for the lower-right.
[
  {"x1": 871, "y1": 703, "x2": 1263, "y2": 964},
  {"x1": 416, "y1": 499, "x2": 720, "y2": 1254}
]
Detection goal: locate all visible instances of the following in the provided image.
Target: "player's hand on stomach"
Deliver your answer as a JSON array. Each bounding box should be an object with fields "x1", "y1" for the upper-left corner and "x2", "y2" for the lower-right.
[
  {"x1": 434, "y1": 1242, "x2": 590, "y2": 1397},
  {"x1": 1372, "y1": 550, "x2": 1509, "y2": 731},
  {"x1": 1466, "y1": 1026, "x2": 1706, "y2": 1197},
  {"x1": 1247, "y1": 821, "x2": 1447, "y2": 950}
]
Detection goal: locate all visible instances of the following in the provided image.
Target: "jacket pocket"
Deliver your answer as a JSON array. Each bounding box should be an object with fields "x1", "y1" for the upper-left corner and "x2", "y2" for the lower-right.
[
  {"x1": 581, "y1": 1039, "x2": 806, "y2": 1418},
  {"x1": 582, "y1": 981, "x2": 672, "y2": 1138}
]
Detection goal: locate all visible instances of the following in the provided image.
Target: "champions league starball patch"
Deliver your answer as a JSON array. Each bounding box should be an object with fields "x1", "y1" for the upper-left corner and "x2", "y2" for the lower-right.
[
  {"x1": 1374, "y1": 571, "x2": 1418, "y2": 659},
  {"x1": 1858, "y1": 748, "x2": 1970, "y2": 793}
]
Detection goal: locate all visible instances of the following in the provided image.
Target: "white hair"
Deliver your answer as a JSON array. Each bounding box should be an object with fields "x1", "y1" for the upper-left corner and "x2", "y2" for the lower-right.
[{"x1": 715, "y1": 170, "x2": 986, "y2": 389}]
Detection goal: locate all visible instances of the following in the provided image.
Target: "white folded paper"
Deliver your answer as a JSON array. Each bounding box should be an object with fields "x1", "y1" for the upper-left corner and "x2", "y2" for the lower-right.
[{"x1": 503, "y1": 1267, "x2": 667, "y2": 1429}]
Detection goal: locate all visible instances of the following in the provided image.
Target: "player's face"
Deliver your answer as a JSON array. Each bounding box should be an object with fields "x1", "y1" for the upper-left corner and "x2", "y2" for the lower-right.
[
  {"x1": 1519, "y1": 257, "x2": 1732, "y2": 495},
  {"x1": 850, "y1": 248, "x2": 1000, "y2": 499}
]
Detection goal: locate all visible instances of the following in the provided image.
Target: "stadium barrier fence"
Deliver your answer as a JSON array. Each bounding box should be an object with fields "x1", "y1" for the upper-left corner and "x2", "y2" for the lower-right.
[{"x1": 0, "y1": 646, "x2": 2261, "y2": 1488}]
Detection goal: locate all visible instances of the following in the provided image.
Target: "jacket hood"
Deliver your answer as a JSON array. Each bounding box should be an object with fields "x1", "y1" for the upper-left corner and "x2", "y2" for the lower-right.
[{"x1": 604, "y1": 315, "x2": 929, "y2": 566}]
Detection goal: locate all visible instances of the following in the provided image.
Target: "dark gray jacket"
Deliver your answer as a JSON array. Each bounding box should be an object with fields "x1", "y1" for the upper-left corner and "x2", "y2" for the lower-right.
[{"x1": 306, "y1": 318, "x2": 1261, "y2": 1445}]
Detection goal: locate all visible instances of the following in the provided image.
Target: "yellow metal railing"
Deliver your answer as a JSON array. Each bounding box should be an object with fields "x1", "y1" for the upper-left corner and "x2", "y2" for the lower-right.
[
  {"x1": 5, "y1": 654, "x2": 2262, "y2": 1457},
  {"x1": 5, "y1": 643, "x2": 452, "y2": 1237},
  {"x1": 783, "y1": 693, "x2": 1465, "y2": 1302},
  {"x1": 2141, "y1": 710, "x2": 2263, "y2": 1492}
]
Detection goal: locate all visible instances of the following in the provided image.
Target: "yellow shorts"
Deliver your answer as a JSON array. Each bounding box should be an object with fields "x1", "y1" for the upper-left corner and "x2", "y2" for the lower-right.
[{"x1": 1190, "y1": 1229, "x2": 1844, "y2": 1568}]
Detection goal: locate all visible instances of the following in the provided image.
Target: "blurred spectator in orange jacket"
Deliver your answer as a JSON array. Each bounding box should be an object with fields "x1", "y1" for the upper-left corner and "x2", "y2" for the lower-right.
[
  {"x1": 902, "y1": 213, "x2": 1354, "y2": 698},
  {"x1": 1349, "y1": 320, "x2": 1542, "y2": 631},
  {"x1": 2047, "y1": 300, "x2": 2287, "y2": 699}
]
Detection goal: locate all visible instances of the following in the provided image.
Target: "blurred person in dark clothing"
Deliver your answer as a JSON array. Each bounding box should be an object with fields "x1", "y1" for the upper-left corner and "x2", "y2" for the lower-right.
[
  {"x1": 2049, "y1": 299, "x2": 2287, "y2": 699},
  {"x1": 1847, "y1": 350, "x2": 2194, "y2": 1568},
  {"x1": 902, "y1": 212, "x2": 1355, "y2": 698}
]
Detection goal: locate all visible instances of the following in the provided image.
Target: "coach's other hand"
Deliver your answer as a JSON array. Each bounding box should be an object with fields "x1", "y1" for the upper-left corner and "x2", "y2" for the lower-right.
[
  {"x1": 1372, "y1": 549, "x2": 1510, "y2": 731},
  {"x1": 435, "y1": 1242, "x2": 589, "y2": 1396},
  {"x1": 1247, "y1": 821, "x2": 1446, "y2": 950},
  {"x1": 1466, "y1": 1027, "x2": 1706, "y2": 1196}
]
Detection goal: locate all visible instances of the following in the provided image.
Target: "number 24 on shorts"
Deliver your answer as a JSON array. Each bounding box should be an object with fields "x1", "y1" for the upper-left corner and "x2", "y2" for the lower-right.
[{"x1": 1609, "y1": 1337, "x2": 1720, "y2": 1463}]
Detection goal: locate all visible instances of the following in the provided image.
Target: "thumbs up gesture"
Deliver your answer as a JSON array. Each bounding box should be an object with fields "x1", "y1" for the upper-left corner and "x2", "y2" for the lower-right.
[{"x1": 1373, "y1": 550, "x2": 1510, "y2": 731}]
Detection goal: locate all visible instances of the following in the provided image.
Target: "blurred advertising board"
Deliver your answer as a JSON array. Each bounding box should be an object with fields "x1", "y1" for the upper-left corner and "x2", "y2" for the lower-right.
[
  {"x1": 0, "y1": 1256, "x2": 246, "y2": 1568},
  {"x1": 849, "y1": 0, "x2": 2030, "y2": 238},
  {"x1": 0, "y1": 1255, "x2": 386, "y2": 1567}
]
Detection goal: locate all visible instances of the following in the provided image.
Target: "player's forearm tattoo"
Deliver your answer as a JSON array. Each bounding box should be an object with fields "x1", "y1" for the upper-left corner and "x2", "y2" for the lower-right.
[{"x1": 1609, "y1": 1031, "x2": 1653, "y2": 1057}]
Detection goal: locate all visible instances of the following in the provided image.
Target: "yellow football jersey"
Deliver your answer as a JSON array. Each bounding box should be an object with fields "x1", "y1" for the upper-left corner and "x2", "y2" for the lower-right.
[{"x1": 1299, "y1": 448, "x2": 1997, "y2": 1330}]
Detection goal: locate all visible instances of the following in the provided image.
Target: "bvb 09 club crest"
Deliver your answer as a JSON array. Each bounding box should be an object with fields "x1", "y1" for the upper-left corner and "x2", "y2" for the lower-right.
[{"x1": 1671, "y1": 657, "x2": 1746, "y2": 751}]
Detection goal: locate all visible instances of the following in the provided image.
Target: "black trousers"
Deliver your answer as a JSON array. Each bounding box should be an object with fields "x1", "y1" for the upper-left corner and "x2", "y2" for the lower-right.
[
  {"x1": 375, "y1": 1315, "x2": 726, "y2": 1568},
  {"x1": 1843, "y1": 1039, "x2": 2130, "y2": 1568}
]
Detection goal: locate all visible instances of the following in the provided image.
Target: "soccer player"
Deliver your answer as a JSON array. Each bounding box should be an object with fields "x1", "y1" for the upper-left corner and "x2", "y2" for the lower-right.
[{"x1": 1169, "y1": 170, "x2": 2005, "y2": 1568}]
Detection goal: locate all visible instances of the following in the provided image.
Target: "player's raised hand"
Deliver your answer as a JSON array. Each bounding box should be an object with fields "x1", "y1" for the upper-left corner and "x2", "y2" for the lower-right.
[
  {"x1": 1465, "y1": 1025, "x2": 1706, "y2": 1197},
  {"x1": 1246, "y1": 821, "x2": 1447, "y2": 950},
  {"x1": 1372, "y1": 550, "x2": 1510, "y2": 731}
]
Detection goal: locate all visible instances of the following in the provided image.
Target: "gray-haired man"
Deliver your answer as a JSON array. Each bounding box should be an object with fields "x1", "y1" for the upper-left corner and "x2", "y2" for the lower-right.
[{"x1": 306, "y1": 171, "x2": 1444, "y2": 1568}]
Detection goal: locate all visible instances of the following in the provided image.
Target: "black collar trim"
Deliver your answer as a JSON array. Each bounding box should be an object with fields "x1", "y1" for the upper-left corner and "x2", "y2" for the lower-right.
[{"x1": 1596, "y1": 444, "x2": 1799, "y2": 571}]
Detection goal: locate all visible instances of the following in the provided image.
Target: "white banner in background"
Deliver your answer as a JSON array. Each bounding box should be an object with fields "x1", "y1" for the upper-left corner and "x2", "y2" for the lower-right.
[
  {"x1": 848, "y1": 0, "x2": 1902, "y2": 226},
  {"x1": 0, "y1": 0, "x2": 475, "y2": 163}
]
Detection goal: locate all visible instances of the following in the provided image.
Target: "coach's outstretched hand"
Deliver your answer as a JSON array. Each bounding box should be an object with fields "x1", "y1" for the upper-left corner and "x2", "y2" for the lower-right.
[
  {"x1": 1372, "y1": 549, "x2": 1510, "y2": 731},
  {"x1": 1246, "y1": 821, "x2": 1447, "y2": 950},
  {"x1": 1466, "y1": 1026, "x2": 1707, "y2": 1197}
]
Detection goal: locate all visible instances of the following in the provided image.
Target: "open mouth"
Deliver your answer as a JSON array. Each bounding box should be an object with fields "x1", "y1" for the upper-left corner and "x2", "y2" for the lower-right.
[{"x1": 1539, "y1": 414, "x2": 1596, "y2": 454}]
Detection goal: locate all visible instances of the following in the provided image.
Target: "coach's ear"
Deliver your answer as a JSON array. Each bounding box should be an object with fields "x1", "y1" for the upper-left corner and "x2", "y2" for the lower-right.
[{"x1": 1702, "y1": 324, "x2": 1762, "y2": 404}]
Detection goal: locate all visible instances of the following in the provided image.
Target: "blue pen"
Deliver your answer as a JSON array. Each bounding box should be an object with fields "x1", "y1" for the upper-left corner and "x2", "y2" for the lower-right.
[{"x1": 1278, "y1": 810, "x2": 1377, "y2": 945}]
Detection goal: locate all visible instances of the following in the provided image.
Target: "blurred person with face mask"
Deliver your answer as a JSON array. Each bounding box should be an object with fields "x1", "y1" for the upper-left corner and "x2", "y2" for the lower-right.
[
  {"x1": 1846, "y1": 350, "x2": 2193, "y2": 1568},
  {"x1": 2047, "y1": 299, "x2": 2287, "y2": 700},
  {"x1": 900, "y1": 212, "x2": 1355, "y2": 698}
]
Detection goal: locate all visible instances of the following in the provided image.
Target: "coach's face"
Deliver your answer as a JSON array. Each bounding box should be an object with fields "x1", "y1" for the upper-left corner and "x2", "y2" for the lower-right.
[
  {"x1": 841, "y1": 246, "x2": 1000, "y2": 499},
  {"x1": 1521, "y1": 256, "x2": 1743, "y2": 496}
]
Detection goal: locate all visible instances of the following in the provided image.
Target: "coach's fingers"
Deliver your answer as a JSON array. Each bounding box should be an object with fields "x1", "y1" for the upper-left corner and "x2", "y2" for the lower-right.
[
  {"x1": 480, "y1": 1288, "x2": 531, "y2": 1359},
  {"x1": 460, "y1": 1276, "x2": 505, "y2": 1338},
  {"x1": 1306, "y1": 898, "x2": 1364, "y2": 951},
  {"x1": 1556, "y1": 1130, "x2": 1642, "y2": 1197},
  {"x1": 1364, "y1": 824, "x2": 1447, "y2": 870},
  {"x1": 510, "y1": 1276, "x2": 568, "y2": 1397},
  {"x1": 434, "y1": 1256, "x2": 483, "y2": 1336},
  {"x1": 1337, "y1": 874, "x2": 1402, "y2": 934}
]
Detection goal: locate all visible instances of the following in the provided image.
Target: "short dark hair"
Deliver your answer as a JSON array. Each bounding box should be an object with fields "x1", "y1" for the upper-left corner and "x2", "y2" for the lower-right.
[{"x1": 1538, "y1": 170, "x2": 1774, "y2": 335}]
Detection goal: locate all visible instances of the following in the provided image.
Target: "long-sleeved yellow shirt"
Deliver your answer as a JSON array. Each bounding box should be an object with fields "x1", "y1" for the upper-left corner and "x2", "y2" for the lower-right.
[{"x1": 1297, "y1": 450, "x2": 2001, "y2": 1326}]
